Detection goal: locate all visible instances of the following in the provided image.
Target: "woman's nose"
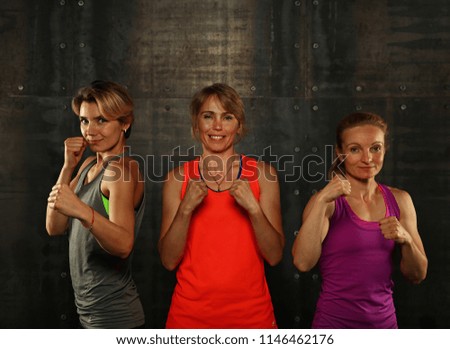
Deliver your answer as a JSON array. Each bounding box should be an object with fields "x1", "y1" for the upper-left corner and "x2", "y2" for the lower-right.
[
  {"x1": 212, "y1": 117, "x2": 222, "y2": 130},
  {"x1": 85, "y1": 121, "x2": 97, "y2": 134},
  {"x1": 361, "y1": 150, "x2": 372, "y2": 163}
]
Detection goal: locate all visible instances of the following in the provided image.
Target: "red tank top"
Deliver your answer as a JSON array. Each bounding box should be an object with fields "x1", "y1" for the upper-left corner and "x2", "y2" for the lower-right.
[{"x1": 165, "y1": 155, "x2": 277, "y2": 329}]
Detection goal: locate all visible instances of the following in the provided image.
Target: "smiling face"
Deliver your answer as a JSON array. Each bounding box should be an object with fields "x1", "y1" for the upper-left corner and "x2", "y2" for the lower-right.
[
  {"x1": 338, "y1": 125, "x2": 386, "y2": 182},
  {"x1": 195, "y1": 95, "x2": 242, "y2": 157},
  {"x1": 79, "y1": 101, "x2": 128, "y2": 155}
]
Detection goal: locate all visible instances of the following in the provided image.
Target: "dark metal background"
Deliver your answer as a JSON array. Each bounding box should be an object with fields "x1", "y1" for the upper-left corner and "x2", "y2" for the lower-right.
[{"x1": 0, "y1": 0, "x2": 448, "y2": 328}]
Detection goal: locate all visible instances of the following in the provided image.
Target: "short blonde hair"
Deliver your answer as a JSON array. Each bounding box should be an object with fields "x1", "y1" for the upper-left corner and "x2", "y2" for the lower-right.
[
  {"x1": 71, "y1": 80, "x2": 134, "y2": 138},
  {"x1": 190, "y1": 83, "x2": 247, "y2": 142}
]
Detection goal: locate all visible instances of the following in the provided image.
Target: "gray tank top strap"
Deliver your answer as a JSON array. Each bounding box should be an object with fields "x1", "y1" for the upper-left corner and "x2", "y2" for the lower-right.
[
  {"x1": 75, "y1": 153, "x2": 125, "y2": 195},
  {"x1": 75, "y1": 158, "x2": 98, "y2": 193},
  {"x1": 75, "y1": 154, "x2": 145, "y2": 236}
]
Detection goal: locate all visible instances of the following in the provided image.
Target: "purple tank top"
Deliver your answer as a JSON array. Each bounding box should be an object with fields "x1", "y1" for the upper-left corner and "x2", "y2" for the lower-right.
[{"x1": 312, "y1": 184, "x2": 400, "y2": 329}]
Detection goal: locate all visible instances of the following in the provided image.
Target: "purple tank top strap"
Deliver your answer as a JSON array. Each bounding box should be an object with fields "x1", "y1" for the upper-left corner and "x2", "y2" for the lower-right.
[
  {"x1": 378, "y1": 184, "x2": 400, "y2": 219},
  {"x1": 330, "y1": 194, "x2": 346, "y2": 222}
]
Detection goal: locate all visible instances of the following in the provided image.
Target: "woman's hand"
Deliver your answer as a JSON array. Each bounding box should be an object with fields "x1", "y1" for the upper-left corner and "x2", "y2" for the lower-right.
[
  {"x1": 317, "y1": 174, "x2": 351, "y2": 203},
  {"x1": 229, "y1": 179, "x2": 259, "y2": 213},
  {"x1": 379, "y1": 216, "x2": 412, "y2": 245},
  {"x1": 181, "y1": 179, "x2": 208, "y2": 213},
  {"x1": 47, "y1": 183, "x2": 86, "y2": 219},
  {"x1": 64, "y1": 137, "x2": 86, "y2": 170}
]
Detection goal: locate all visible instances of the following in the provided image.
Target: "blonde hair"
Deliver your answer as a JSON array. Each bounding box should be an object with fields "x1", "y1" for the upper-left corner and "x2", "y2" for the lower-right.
[
  {"x1": 190, "y1": 83, "x2": 247, "y2": 142},
  {"x1": 71, "y1": 80, "x2": 134, "y2": 138}
]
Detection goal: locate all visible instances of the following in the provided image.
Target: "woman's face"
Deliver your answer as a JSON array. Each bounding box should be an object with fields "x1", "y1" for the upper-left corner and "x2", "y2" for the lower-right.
[
  {"x1": 195, "y1": 95, "x2": 241, "y2": 156},
  {"x1": 338, "y1": 125, "x2": 386, "y2": 181},
  {"x1": 79, "y1": 101, "x2": 127, "y2": 155}
]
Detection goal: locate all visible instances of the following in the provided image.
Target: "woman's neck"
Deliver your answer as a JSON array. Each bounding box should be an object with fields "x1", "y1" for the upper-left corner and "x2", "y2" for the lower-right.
[
  {"x1": 96, "y1": 145, "x2": 126, "y2": 164},
  {"x1": 347, "y1": 176, "x2": 379, "y2": 201},
  {"x1": 199, "y1": 152, "x2": 241, "y2": 192}
]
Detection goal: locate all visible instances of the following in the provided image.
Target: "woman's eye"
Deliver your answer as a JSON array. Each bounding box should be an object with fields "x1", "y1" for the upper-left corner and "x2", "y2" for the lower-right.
[
  {"x1": 98, "y1": 118, "x2": 107, "y2": 124},
  {"x1": 371, "y1": 145, "x2": 382, "y2": 152},
  {"x1": 80, "y1": 118, "x2": 88, "y2": 125},
  {"x1": 224, "y1": 114, "x2": 234, "y2": 121},
  {"x1": 202, "y1": 113, "x2": 212, "y2": 119},
  {"x1": 349, "y1": 147, "x2": 359, "y2": 153}
]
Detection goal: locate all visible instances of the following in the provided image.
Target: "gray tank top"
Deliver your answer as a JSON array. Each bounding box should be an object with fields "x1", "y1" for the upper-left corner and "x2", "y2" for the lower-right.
[{"x1": 68, "y1": 155, "x2": 145, "y2": 328}]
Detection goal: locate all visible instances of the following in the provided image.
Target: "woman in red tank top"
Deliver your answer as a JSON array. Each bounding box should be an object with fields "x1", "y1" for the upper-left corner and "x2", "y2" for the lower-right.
[{"x1": 158, "y1": 83, "x2": 285, "y2": 328}]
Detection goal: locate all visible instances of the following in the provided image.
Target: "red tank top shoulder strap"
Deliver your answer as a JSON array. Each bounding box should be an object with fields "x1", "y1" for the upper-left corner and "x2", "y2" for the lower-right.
[
  {"x1": 240, "y1": 155, "x2": 260, "y2": 199},
  {"x1": 180, "y1": 158, "x2": 200, "y2": 198}
]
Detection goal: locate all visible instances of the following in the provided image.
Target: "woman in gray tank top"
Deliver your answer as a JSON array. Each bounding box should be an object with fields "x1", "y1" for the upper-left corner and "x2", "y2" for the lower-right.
[{"x1": 46, "y1": 80, "x2": 146, "y2": 328}]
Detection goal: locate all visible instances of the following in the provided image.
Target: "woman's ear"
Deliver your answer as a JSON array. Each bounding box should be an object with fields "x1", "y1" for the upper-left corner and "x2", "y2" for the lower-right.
[
  {"x1": 122, "y1": 121, "x2": 131, "y2": 132},
  {"x1": 234, "y1": 123, "x2": 243, "y2": 144},
  {"x1": 237, "y1": 123, "x2": 243, "y2": 136},
  {"x1": 335, "y1": 145, "x2": 342, "y2": 158},
  {"x1": 122, "y1": 122, "x2": 132, "y2": 138},
  {"x1": 191, "y1": 126, "x2": 200, "y2": 141},
  {"x1": 335, "y1": 146, "x2": 347, "y2": 163}
]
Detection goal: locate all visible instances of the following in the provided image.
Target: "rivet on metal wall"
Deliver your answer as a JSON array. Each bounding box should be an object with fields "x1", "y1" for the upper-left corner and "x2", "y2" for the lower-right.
[
  {"x1": 311, "y1": 189, "x2": 317, "y2": 194},
  {"x1": 294, "y1": 273, "x2": 300, "y2": 280},
  {"x1": 78, "y1": 0, "x2": 84, "y2": 6},
  {"x1": 312, "y1": 273, "x2": 319, "y2": 281},
  {"x1": 313, "y1": 0, "x2": 319, "y2": 5},
  {"x1": 293, "y1": 230, "x2": 299, "y2": 236},
  {"x1": 312, "y1": 42, "x2": 319, "y2": 49},
  {"x1": 294, "y1": 146, "x2": 301, "y2": 152},
  {"x1": 355, "y1": 105, "x2": 362, "y2": 111},
  {"x1": 311, "y1": 85, "x2": 319, "y2": 92},
  {"x1": 294, "y1": 189, "x2": 300, "y2": 196},
  {"x1": 62, "y1": 105, "x2": 68, "y2": 110},
  {"x1": 60, "y1": 272, "x2": 67, "y2": 279},
  {"x1": 60, "y1": 314, "x2": 67, "y2": 321},
  {"x1": 399, "y1": 84, "x2": 407, "y2": 92},
  {"x1": 294, "y1": 43, "x2": 300, "y2": 49},
  {"x1": 294, "y1": 316, "x2": 301, "y2": 323},
  {"x1": 60, "y1": 0, "x2": 66, "y2": 5},
  {"x1": 165, "y1": 105, "x2": 171, "y2": 111},
  {"x1": 79, "y1": 42, "x2": 86, "y2": 48},
  {"x1": 355, "y1": 85, "x2": 363, "y2": 92},
  {"x1": 293, "y1": 105, "x2": 300, "y2": 111},
  {"x1": 312, "y1": 105, "x2": 319, "y2": 111},
  {"x1": 17, "y1": 85, "x2": 24, "y2": 91},
  {"x1": 59, "y1": 42, "x2": 66, "y2": 49},
  {"x1": 400, "y1": 104, "x2": 407, "y2": 110},
  {"x1": 250, "y1": 85, "x2": 256, "y2": 92},
  {"x1": 312, "y1": 146, "x2": 318, "y2": 153},
  {"x1": 295, "y1": 1, "x2": 301, "y2": 6}
]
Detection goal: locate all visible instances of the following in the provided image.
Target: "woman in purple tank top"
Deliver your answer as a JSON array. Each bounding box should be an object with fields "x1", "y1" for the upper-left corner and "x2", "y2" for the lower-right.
[{"x1": 292, "y1": 112, "x2": 428, "y2": 329}]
